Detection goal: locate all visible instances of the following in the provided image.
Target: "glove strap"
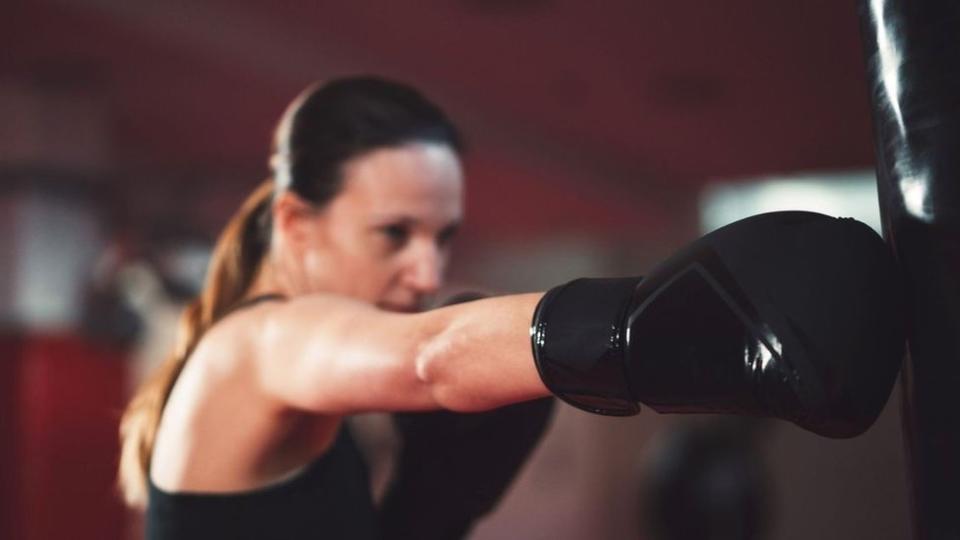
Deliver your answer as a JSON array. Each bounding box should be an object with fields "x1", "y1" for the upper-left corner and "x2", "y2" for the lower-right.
[{"x1": 530, "y1": 277, "x2": 643, "y2": 416}]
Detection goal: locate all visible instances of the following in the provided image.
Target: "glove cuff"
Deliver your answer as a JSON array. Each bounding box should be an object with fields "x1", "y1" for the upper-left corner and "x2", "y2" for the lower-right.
[{"x1": 530, "y1": 277, "x2": 643, "y2": 416}]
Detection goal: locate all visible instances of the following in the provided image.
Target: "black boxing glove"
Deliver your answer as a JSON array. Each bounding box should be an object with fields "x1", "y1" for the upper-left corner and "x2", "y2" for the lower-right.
[
  {"x1": 380, "y1": 292, "x2": 555, "y2": 540},
  {"x1": 531, "y1": 211, "x2": 905, "y2": 438}
]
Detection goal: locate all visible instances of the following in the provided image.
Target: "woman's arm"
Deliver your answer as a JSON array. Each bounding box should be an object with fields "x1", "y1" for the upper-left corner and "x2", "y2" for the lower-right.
[{"x1": 235, "y1": 292, "x2": 548, "y2": 414}]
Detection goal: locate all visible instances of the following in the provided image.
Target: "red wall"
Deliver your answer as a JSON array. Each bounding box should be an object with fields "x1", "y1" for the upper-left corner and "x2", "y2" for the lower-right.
[{"x1": 0, "y1": 334, "x2": 129, "y2": 540}]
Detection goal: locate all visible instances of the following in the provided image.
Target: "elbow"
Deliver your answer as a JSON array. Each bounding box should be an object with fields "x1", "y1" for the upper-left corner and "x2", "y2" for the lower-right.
[{"x1": 414, "y1": 327, "x2": 490, "y2": 412}]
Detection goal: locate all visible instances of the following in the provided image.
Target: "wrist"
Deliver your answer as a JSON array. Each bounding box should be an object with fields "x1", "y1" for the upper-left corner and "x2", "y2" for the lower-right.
[{"x1": 530, "y1": 277, "x2": 643, "y2": 416}]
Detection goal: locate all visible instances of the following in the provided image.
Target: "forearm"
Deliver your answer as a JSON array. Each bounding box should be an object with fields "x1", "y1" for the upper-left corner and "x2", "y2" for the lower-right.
[
  {"x1": 415, "y1": 292, "x2": 549, "y2": 412},
  {"x1": 254, "y1": 291, "x2": 548, "y2": 414}
]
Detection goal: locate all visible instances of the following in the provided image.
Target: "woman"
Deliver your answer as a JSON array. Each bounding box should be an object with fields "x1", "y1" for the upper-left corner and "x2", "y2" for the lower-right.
[
  {"x1": 119, "y1": 74, "x2": 904, "y2": 540},
  {"x1": 119, "y1": 77, "x2": 554, "y2": 539}
]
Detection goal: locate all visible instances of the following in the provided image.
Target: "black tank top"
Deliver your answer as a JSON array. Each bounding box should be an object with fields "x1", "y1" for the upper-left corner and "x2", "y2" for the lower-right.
[{"x1": 145, "y1": 294, "x2": 379, "y2": 540}]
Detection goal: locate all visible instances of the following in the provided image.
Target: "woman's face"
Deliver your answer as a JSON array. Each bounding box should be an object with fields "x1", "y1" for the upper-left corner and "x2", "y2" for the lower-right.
[{"x1": 276, "y1": 142, "x2": 464, "y2": 312}]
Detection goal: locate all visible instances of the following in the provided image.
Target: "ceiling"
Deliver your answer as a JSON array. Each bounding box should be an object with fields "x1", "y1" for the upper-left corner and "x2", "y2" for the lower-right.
[{"x1": 4, "y1": 0, "x2": 878, "y2": 244}]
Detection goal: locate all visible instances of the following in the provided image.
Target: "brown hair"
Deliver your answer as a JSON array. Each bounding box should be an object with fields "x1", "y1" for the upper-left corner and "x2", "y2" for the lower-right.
[{"x1": 117, "y1": 179, "x2": 273, "y2": 508}]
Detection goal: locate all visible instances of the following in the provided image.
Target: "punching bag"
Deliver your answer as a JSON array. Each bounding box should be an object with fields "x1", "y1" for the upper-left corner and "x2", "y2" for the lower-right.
[{"x1": 858, "y1": 1, "x2": 960, "y2": 538}]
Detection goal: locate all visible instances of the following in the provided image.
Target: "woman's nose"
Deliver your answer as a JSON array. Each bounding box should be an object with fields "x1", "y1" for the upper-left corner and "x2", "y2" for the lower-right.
[{"x1": 403, "y1": 243, "x2": 444, "y2": 294}]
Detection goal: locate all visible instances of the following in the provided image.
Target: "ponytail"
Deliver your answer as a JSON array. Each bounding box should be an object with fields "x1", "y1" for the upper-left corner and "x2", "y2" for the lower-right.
[{"x1": 117, "y1": 180, "x2": 274, "y2": 508}]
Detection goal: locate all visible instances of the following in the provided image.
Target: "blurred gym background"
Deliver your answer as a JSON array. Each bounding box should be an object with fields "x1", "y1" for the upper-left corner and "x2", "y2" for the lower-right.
[{"x1": 2, "y1": 2, "x2": 908, "y2": 539}]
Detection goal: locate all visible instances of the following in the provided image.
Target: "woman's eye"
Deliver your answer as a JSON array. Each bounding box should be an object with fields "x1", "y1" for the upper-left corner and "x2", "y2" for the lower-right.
[
  {"x1": 437, "y1": 225, "x2": 459, "y2": 247},
  {"x1": 381, "y1": 224, "x2": 410, "y2": 246}
]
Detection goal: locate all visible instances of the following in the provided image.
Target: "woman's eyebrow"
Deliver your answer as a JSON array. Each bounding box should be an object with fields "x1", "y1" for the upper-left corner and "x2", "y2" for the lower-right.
[
  {"x1": 369, "y1": 215, "x2": 416, "y2": 226},
  {"x1": 439, "y1": 221, "x2": 461, "y2": 234},
  {"x1": 369, "y1": 215, "x2": 461, "y2": 230}
]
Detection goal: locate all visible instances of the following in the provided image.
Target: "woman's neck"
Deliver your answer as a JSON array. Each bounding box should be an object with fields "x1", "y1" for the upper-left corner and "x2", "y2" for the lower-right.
[{"x1": 246, "y1": 259, "x2": 289, "y2": 300}]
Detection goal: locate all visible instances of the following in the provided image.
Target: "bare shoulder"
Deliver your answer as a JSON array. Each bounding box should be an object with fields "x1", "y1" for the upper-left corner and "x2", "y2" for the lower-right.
[
  {"x1": 200, "y1": 293, "x2": 435, "y2": 413},
  {"x1": 189, "y1": 300, "x2": 283, "y2": 374},
  {"x1": 249, "y1": 293, "x2": 403, "y2": 350},
  {"x1": 192, "y1": 294, "x2": 387, "y2": 373}
]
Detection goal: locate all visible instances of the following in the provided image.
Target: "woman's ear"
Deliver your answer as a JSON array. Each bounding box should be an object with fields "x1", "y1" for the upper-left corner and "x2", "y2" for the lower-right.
[{"x1": 272, "y1": 192, "x2": 324, "y2": 246}]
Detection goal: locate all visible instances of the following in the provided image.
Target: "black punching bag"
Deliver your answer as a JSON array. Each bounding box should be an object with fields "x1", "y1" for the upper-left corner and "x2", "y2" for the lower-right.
[{"x1": 858, "y1": 1, "x2": 960, "y2": 538}]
